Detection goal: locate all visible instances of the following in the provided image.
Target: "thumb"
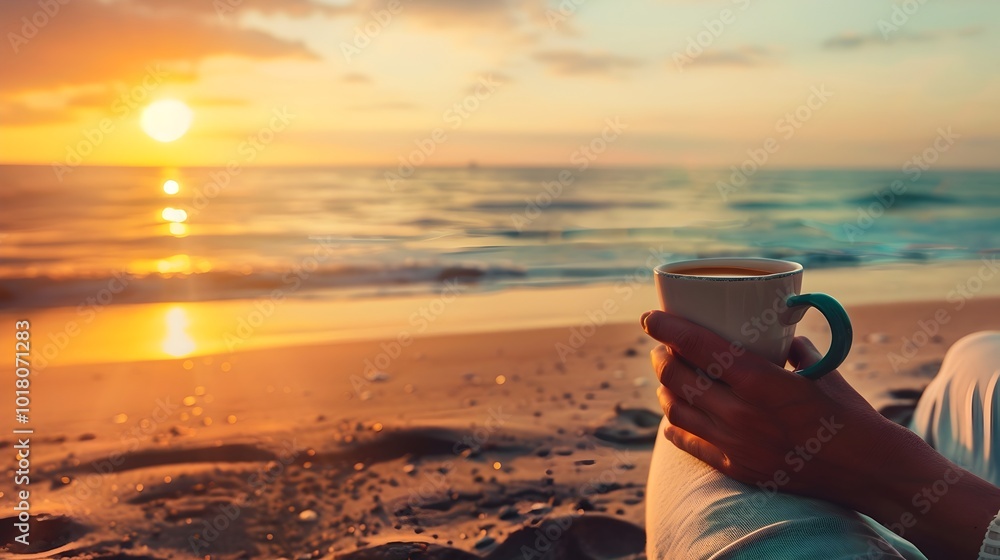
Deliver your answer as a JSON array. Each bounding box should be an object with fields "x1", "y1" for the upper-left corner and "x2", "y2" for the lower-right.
[{"x1": 788, "y1": 337, "x2": 823, "y2": 370}]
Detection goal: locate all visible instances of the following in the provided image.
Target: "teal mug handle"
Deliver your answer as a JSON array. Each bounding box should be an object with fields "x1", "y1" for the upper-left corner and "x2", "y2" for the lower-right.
[{"x1": 784, "y1": 293, "x2": 853, "y2": 380}]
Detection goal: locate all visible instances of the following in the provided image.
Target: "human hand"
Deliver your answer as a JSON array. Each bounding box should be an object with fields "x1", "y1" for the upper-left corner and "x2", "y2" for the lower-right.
[{"x1": 640, "y1": 310, "x2": 946, "y2": 512}]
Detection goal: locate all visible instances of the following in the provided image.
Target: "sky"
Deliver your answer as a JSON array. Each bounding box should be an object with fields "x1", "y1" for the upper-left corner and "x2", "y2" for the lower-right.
[{"x1": 1, "y1": 0, "x2": 997, "y2": 168}]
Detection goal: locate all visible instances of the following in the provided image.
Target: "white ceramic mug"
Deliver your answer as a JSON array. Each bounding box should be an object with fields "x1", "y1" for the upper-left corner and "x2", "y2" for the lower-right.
[{"x1": 654, "y1": 257, "x2": 852, "y2": 379}]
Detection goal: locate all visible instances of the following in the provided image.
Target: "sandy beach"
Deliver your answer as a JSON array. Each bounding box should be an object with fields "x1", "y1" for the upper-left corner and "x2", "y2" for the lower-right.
[{"x1": 4, "y1": 264, "x2": 1000, "y2": 558}]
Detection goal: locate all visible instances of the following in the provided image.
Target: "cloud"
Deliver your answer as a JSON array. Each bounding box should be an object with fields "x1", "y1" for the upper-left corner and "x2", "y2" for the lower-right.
[
  {"x1": 357, "y1": 0, "x2": 555, "y2": 38},
  {"x1": 822, "y1": 26, "x2": 984, "y2": 50},
  {"x1": 683, "y1": 46, "x2": 774, "y2": 69},
  {"x1": 126, "y1": 0, "x2": 354, "y2": 18},
  {"x1": 350, "y1": 101, "x2": 418, "y2": 111},
  {"x1": 533, "y1": 50, "x2": 642, "y2": 77},
  {"x1": 342, "y1": 72, "x2": 373, "y2": 84},
  {"x1": 0, "y1": 0, "x2": 316, "y2": 96},
  {"x1": 188, "y1": 97, "x2": 250, "y2": 107},
  {"x1": 0, "y1": 102, "x2": 71, "y2": 126},
  {"x1": 64, "y1": 90, "x2": 118, "y2": 109}
]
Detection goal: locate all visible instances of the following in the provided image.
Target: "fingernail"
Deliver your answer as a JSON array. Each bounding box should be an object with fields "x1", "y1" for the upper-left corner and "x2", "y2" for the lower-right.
[{"x1": 641, "y1": 311, "x2": 653, "y2": 331}]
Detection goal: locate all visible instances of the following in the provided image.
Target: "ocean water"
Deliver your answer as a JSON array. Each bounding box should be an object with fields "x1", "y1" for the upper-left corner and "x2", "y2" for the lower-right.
[{"x1": 1, "y1": 165, "x2": 998, "y2": 309}]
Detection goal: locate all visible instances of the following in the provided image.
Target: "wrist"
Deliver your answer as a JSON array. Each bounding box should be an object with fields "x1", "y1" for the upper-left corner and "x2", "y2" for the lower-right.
[
  {"x1": 867, "y1": 460, "x2": 966, "y2": 535},
  {"x1": 851, "y1": 425, "x2": 1000, "y2": 558}
]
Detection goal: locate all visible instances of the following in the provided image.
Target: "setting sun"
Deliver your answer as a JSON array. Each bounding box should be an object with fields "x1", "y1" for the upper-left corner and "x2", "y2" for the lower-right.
[{"x1": 141, "y1": 100, "x2": 193, "y2": 143}]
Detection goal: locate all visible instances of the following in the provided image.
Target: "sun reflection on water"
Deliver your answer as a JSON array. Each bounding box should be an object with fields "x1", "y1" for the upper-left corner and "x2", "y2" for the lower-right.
[
  {"x1": 156, "y1": 254, "x2": 191, "y2": 274},
  {"x1": 161, "y1": 207, "x2": 188, "y2": 223},
  {"x1": 162, "y1": 306, "x2": 195, "y2": 357},
  {"x1": 168, "y1": 222, "x2": 188, "y2": 237}
]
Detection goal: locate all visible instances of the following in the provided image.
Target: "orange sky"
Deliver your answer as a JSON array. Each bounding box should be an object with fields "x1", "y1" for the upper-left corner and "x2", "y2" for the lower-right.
[{"x1": 1, "y1": 0, "x2": 998, "y2": 168}]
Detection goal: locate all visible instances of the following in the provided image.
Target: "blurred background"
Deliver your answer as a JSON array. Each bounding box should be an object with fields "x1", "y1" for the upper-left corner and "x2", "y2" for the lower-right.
[{"x1": 3, "y1": 0, "x2": 1000, "y2": 364}]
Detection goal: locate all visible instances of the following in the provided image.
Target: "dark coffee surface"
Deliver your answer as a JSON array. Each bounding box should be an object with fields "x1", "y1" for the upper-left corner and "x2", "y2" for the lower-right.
[{"x1": 670, "y1": 266, "x2": 774, "y2": 278}]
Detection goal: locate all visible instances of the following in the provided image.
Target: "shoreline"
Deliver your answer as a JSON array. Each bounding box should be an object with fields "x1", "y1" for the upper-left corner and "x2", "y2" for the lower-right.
[{"x1": 4, "y1": 259, "x2": 1000, "y2": 370}]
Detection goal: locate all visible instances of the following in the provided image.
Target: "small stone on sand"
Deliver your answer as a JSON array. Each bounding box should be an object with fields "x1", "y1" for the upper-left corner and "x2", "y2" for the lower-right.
[
  {"x1": 498, "y1": 506, "x2": 519, "y2": 520},
  {"x1": 299, "y1": 509, "x2": 319, "y2": 523},
  {"x1": 866, "y1": 333, "x2": 889, "y2": 344},
  {"x1": 364, "y1": 370, "x2": 391, "y2": 382}
]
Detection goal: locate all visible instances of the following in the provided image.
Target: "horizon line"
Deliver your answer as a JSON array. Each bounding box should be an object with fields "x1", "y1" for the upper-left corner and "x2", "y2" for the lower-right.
[{"x1": 2, "y1": 162, "x2": 1000, "y2": 172}]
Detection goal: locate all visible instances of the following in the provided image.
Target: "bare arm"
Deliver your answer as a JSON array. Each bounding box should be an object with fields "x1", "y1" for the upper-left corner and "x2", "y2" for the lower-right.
[{"x1": 858, "y1": 452, "x2": 1000, "y2": 559}]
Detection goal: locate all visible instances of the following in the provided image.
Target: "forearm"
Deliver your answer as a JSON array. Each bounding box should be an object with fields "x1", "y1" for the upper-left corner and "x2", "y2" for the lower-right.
[{"x1": 862, "y1": 461, "x2": 1000, "y2": 559}]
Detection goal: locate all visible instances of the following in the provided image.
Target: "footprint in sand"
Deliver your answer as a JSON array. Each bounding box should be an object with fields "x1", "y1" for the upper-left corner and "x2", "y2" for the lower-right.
[
  {"x1": 343, "y1": 515, "x2": 645, "y2": 560},
  {"x1": 337, "y1": 541, "x2": 480, "y2": 559},
  {"x1": 0, "y1": 513, "x2": 88, "y2": 556},
  {"x1": 592, "y1": 404, "x2": 662, "y2": 445},
  {"x1": 489, "y1": 515, "x2": 645, "y2": 559}
]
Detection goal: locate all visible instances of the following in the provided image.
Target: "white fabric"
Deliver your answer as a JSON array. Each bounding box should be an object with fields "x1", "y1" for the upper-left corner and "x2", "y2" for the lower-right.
[
  {"x1": 979, "y1": 514, "x2": 1000, "y2": 560},
  {"x1": 911, "y1": 331, "x2": 1000, "y2": 486}
]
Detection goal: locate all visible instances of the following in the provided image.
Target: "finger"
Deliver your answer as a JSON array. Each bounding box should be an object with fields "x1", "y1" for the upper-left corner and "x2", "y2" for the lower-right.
[
  {"x1": 642, "y1": 311, "x2": 784, "y2": 400},
  {"x1": 640, "y1": 310, "x2": 653, "y2": 329},
  {"x1": 790, "y1": 336, "x2": 860, "y2": 394},
  {"x1": 657, "y1": 385, "x2": 720, "y2": 444},
  {"x1": 663, "y1": 424, "x2": 730, "y2": 472},
  {"x1": 788, "y1": 336, "x2": 822, "y2": 370},
  {"x1": 650, "y1": 345, "x2": 742, "y2": 416}
]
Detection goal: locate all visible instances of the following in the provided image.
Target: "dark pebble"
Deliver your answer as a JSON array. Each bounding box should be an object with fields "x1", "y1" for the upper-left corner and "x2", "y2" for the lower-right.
[{"x1": 575, "y1": 498, "x2": 595, "y2": 511}]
